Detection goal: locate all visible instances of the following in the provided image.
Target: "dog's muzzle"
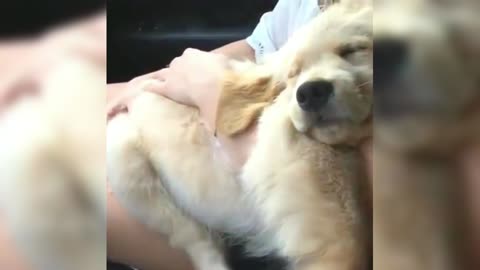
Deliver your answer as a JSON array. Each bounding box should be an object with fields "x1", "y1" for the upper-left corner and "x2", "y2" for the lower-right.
[{"x1": 296, "y1": 80, "x2": 333, "y2": 112}]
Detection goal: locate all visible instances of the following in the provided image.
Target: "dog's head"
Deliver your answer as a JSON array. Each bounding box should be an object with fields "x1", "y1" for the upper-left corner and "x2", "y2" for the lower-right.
[
  {"x1": 289, "y1": 3, "x2": 373, "y2": 145},
  {"x1": 374, "y1": 0, "x2": 480, "y2": 153},
  {"x1": 217, "y1": 1, "x2": 373, "y2": 145}
]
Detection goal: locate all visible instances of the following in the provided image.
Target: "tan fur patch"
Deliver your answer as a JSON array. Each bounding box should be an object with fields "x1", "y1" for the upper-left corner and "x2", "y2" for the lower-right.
[{"x1": 216, "y1": 71, "x2": 286, "y2": 136}]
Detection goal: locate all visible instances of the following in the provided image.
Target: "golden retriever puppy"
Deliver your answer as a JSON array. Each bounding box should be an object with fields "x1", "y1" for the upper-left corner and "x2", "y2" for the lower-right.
[
  {"x1": 107, "y1": 1, "x2": 372, "y2": 270},
  {"x1": 0, "y1": 57, "x2": 105, "y2": 270},
  {"x1": 373, "y1": 1, "x2": 480, "y2": 270}
]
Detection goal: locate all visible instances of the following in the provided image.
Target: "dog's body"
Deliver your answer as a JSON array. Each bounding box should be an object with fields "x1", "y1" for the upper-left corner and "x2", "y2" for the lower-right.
[{"x1": 108, "y1": 1, "x2": 372, "y2": 270}]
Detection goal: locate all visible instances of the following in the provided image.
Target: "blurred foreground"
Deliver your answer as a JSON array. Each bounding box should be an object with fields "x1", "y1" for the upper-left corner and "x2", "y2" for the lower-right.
[
  {"x1": 0, "y1": 12, "x2": 106, "y2": 270},
  {"x1": 374, "y1": 0, "x2": 480, "y2": 269}
]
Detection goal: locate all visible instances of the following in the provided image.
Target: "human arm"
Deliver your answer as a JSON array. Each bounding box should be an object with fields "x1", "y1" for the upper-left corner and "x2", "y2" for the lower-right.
[
  {"x1": 211, "y1": 39, "x2": 255, "y2": 60},
  {"x1": 107, "y1": 183, "x2": 194, "y2": 270}
]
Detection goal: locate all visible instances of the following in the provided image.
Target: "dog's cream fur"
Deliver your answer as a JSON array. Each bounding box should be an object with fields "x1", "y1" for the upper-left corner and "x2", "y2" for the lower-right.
[{"x1": 107, "y1": 1, "x2": 372, "y2": 270}]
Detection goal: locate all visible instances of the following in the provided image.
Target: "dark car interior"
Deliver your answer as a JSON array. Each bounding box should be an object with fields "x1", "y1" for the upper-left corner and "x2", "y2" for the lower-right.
[{"x1": 107, "y1": 0, "x2": 276, "y2": 83}]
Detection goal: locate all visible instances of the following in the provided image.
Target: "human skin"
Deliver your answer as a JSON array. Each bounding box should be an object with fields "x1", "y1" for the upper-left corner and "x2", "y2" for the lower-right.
[{"x1": 107, "y1": 182, "x2": 194, "y2": 270}]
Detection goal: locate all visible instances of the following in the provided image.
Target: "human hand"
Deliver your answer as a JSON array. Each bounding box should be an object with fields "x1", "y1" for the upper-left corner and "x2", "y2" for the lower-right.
[
  {"x1": 108, "y1": 49, "x2": 229, "y2": 130},
  {"x1": 148, "y1": 48, "x2": 229, "y2": 109},
  {"x1": 107, "y1": 72, "x2": 165, "y2": 121},
  {"x1": 152, "y1": 48, "x2": 230, "y2": 135}
]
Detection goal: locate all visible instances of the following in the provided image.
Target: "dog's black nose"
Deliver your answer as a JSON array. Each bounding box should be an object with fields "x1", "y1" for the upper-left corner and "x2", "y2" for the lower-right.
[
  {"x1": 296, "y1": 80, "x2": 333, "y2": 112},
  {"x1": 374, "y1": 37, "x2": 408, "y2": 87}
]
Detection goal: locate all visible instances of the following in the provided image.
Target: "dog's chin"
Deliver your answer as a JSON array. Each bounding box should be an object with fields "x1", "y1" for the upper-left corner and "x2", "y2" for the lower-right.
[
  {"x1": 289, "y1": 105, "x2": 313, "y2": 133},
  {"x1": 313, "y1": 120, "x2": 372, "y2": 146},
  {"x1": 289, "y1": 105, "x2": 368, "y2": 145}
]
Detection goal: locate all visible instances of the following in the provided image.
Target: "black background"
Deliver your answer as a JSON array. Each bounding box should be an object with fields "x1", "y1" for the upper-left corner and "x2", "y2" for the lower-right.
[{"x1": 107, "y1": 0, "x2": 276, "y2": 83}]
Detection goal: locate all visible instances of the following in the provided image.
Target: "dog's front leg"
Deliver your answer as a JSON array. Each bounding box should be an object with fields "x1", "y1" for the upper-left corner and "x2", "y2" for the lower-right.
[{"x1": 107, "y1": 110, "x2": 231, "y2": 270}]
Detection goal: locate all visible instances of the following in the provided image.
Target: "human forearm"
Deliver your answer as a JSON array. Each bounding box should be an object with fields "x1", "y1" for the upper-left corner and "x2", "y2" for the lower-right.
[
  {"x1": 107, "y1": 188, "x2": 194, "y2": 270},
  {"x1": 211, "y1": 39, "x2": 255, "y2": 61}
]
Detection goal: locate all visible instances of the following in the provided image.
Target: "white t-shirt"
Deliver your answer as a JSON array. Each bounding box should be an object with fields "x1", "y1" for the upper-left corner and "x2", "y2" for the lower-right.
[{"x1": 246, "y1": 0, "x2": 323, "y2": 63}]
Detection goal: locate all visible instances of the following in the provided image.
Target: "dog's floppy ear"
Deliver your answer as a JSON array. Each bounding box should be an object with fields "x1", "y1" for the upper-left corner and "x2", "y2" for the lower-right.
[{"x1": 216, "y1": 69, "x2": 286, "y2": 137}]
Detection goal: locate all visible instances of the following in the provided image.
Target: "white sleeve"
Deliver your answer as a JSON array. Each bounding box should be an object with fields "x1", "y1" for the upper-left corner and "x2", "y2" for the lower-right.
[{"x1": 246, "y1": 0, "x2": 299, "y2": 63}]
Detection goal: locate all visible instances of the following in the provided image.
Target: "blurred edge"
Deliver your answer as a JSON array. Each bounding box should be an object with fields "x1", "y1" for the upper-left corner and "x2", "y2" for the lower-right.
[{"x1": 0, "y1": 1, "x2": 106, "y2": 270}]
